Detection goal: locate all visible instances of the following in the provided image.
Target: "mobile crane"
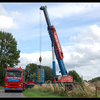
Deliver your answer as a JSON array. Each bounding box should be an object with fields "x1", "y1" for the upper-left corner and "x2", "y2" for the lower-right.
[{"x1": 40, "y1": 6, "x2": 73, "y2": 90}]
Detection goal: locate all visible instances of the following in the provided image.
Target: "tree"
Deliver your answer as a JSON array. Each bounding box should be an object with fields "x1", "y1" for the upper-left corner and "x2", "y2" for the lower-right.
[
  {"x1": 25, "y1": 63, "x2": 53, "y2": 82},
  {"x1": 32, "y1": 73, "x2": 36, "y2": 82},
  {"x1": 68, "y1": 70, "x2": 84, "y2": 87},
  {"x1": 0, "y1": 31, "x2": 20, "y2": 67},
  {"x1": 0, "y1": 31, "x2": 20, "y2": 86},
  {"x1": 0, "y1": 67, "x2": 5, "y2": 86},
  {"x1": 25, "y1": 63, "x2": 38, "y2": 81}
]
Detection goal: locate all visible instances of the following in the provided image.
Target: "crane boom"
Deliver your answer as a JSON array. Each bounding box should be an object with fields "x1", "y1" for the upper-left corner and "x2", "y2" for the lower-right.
[{"x1": 40, "y1": 6, "x2": 67, "y2": 76}]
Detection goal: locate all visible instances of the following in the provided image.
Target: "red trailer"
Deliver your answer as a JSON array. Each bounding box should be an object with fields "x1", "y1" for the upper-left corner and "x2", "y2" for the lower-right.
[{"x1": 27, "y1": 81, "x2": 35, "y2": 88}]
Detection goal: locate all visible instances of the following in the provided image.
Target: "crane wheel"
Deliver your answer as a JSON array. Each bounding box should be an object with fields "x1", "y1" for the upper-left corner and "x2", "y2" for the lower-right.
[{"x1": 65, "y1": 85, "x2": 73, "y2": 91}]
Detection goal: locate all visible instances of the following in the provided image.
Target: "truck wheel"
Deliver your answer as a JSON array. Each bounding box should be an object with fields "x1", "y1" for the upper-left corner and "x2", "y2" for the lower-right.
[
  {"x1": 19, "y1": 89, "x2": 23, "y2": 92},
  {"x1": 20, "y1": 90, "x2": 23, "y2": 92}
]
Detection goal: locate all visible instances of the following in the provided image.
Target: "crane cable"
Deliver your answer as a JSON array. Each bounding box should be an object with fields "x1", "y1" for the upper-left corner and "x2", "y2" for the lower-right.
[{"x1": 39, "y1": 10, "x2": 42, "y2": 64}]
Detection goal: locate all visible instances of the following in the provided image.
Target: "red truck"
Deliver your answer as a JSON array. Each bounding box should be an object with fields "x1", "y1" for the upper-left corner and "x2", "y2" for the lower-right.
[{"x1": 4, "y1": 66, "x2": 28, "y2": 92}]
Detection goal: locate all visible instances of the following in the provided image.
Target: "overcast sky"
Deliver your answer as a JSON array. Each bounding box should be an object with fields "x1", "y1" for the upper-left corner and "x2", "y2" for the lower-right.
[{"x1": 0, "y1": 2, "x2": 100, "y2": 81}]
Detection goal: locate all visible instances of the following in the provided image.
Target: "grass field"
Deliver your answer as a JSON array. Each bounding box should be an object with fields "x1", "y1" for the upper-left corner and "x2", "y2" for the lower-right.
[
  {"x1": 23, "y1": 83, "x2": 99, "y2": 97},
  {"x1": 23, "y1": 89, "x2": 63, "y2": 97}
]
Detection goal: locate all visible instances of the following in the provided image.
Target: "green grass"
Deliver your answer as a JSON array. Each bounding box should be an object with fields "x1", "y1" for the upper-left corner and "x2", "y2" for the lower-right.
[
  {"x1": 0, "y1": 86, "x2": 4, "y2": 90},
  {"x1": 23, "y1": 89, "x2": 63, "y2": 97}
]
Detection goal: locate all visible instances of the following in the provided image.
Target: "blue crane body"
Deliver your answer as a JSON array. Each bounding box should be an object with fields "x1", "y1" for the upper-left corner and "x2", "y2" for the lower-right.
[
  {"x1": 40, "y1": 6, "x2": 68, "y2": 77},
  {"x1": 40, "y1": 6, "x2": 74, "y2": 91}
]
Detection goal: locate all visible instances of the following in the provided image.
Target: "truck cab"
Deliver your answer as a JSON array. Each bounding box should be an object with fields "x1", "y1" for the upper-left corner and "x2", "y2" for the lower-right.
[{"x1": 4, "y1": 66, "x2": 25, "y2": 92}]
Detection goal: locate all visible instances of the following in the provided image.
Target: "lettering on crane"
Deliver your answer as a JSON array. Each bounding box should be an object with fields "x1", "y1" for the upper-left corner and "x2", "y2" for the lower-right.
[
  {"x1": 54, "y1": 34, "x2": 61, "y2": 52},
  {"x1": 50, "y1": 25, "x2": 64, "y2": 59},
  {"x1": 61, "y1": 76, "x2": 73, "y2": 82}
]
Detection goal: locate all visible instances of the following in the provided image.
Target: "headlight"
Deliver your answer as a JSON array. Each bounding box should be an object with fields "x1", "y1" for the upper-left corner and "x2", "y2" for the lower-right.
[
  {"x1": 19, "y1": 85, "x2": 22, "y2": 86},
  {"x1": 5, "y1": 84, "x2": 8, "y2": 86}
]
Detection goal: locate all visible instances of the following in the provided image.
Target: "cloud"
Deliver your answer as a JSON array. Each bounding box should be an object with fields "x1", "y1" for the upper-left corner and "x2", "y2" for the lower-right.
[
  {"x1": 48, "y1": 3, "x2": 100, "y2": 19},
  {"x1": 10, "y1": 11, "x2": 21, "y2": 17},
  {"x1": 0, "y1": 5, "x2": 8, "y2": 16},
  {"x1": 70, "y1": 24, "x2": 100, "y2": 43},
  {"x1": 0, "y1": 4, "x2": 20, "y2": 30},
  {"x1": 65, "y1": 43, "x2": 100, "y2": 68},
  {"x1": 0, "y1": 16, "x2": 18, "y2": 30},
  {"x1": 66, "y1": 24, "x2": 100, "y2": 80},
  {"x1": 90, "y1": 24, "x2": 100, "y2": 38},
  {"x1": 18, "y1": 51, "x2": 52, "y2": 69},
  {"x1": 67, "y1": 24, "x2": 100, "y2": 68}
]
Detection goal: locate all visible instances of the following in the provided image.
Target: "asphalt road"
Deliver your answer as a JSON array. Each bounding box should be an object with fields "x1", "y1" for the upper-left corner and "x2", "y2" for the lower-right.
[{"x1": 0, "y1": 90, "x2": 25, "y2": 98}]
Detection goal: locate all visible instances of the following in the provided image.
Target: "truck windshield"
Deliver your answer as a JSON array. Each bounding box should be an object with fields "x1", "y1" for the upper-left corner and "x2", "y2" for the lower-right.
[{"x1": 6, "y1": 71, "x2": 22, "y2": 77}]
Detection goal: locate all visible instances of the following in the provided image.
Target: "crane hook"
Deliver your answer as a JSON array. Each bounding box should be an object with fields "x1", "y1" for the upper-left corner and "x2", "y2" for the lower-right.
[{"x1": 39, "y1": 56, "x2": 42, "y2": 63}]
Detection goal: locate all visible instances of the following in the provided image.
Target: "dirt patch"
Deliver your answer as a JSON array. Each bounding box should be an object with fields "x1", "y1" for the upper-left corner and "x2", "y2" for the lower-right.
[
  {"x1": 84, "y1": 81, "x2": 100, "y2": 91},
  {"x1": 84, "y1": 81, "x2": 95, "y2": 91},
  {"x1": 84, "y1": 81, "x2": 89, "y2": 86}
]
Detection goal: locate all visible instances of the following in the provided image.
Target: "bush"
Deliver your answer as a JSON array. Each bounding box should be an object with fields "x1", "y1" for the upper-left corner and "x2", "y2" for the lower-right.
[
  {"x1": 33, "y1": 83, "x2": 65, "y2": 96},
  {"x1": 53, "y1": 83, "x2": 60, "y2": 94},
  {"x1": 32, "y1": 83, "x2": 96, "y2": 97},
  {"x1": 68, "y1": 70, "x2": 84, "y2": 87},
  {"x1": 65, "y1": 84, "x2": 95, "y2": 97},
  {"x1": 59, "y1": 87, "x2": 65, "y2": 96}
]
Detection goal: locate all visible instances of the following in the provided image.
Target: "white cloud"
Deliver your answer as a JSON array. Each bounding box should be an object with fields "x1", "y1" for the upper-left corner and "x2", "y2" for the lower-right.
[
  {"x1": 90, "y1": 24, "x2": 100, "y2": 37},
  {"x1": 70, "y1": 24, "x2": 100, "y2": 43},
  {"x1": 0, "y1": 16, "x2": 18, "y2": 30},
  {"x1": 0, "y1": 4, "x2": 21, "y2": 30},
  {"x1": 10, "y1": 11, "x2": 21, "y2": 17},
  {"x1": 67, "y1": 24, "x2": 100, "y2": 80},
  {"x1": 48, "y1": 3, "x2": 100, "y2": 19},
  {"x1": 18, "y1": 51, "x2": 52, "y2": 69},
  {"x1": 0, "y1": 5, "x2": 8, "y2": 16}
]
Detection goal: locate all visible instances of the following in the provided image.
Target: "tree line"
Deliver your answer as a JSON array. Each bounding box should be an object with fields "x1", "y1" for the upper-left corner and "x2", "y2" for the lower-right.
[
  {"x1": 88, "y1": 77, "x2": 100, "y2": 83},
  {"x1": 24, "y1": 63, "x2": 84, "y2": 87}
]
